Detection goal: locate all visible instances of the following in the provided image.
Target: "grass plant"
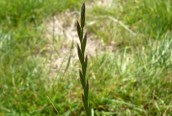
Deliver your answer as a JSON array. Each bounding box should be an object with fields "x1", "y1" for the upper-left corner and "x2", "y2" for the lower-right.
[{"x1": 76, "y1": 3, "x2": 92, "y2": 116}]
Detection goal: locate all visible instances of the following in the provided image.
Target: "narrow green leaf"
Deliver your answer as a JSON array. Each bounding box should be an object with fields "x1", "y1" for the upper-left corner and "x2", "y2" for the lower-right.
[
  {"x1": 79, "y1": 70, "x2": 85, "y2": 89},
  {"x1": 83, "y1": 56, "x2": 88, "y2": 76},
  {"x1": 82, "y1": 33, "x2": 87, "y2": 53},
  {"x1": 77, "y1": 44, "x2": 83, "y2": 64},
  {"x1": 85, "y1": 79, "x2": 89, "y2": 101},
  {"x1": 85, "y1": 56, "x2": 88, "y2": 68},
  {"x1": 81, "y1": 3, "x2": 85, "y2": 28},
  {"x1": 76, "y1": 21, "x2": 82, "y2": 41}
]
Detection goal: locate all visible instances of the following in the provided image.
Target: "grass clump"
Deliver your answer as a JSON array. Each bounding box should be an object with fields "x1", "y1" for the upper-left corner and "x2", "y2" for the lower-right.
[
  {"x1": 0, "y1": 0, "x2": 84, "y2": 28},
  {"x1": 0, "y1": 0, "x2": 83, "y2": 115},
  {"x1": 117, "y1": 0, "x2": 172, "y2": 38}
]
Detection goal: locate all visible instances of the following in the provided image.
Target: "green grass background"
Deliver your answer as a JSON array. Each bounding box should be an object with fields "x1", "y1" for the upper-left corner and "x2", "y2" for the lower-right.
[{"x1": 0, "y1": 0, "x2": 172, "y2": 115}]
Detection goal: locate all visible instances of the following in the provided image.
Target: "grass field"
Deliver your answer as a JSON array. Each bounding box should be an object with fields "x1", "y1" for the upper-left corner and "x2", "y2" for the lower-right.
[{"x1": 0, "y1": 0, "x2": 172, "y2": 115}]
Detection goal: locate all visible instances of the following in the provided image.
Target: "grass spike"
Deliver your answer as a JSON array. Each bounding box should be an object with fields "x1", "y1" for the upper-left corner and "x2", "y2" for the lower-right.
[{"x1": 76, "y1": 3, "x2": 92, "y2": 116}]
